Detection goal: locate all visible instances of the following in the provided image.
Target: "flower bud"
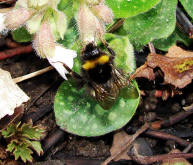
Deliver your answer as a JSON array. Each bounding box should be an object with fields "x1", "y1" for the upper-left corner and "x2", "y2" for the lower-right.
[
  {"x1": 91, "y1": 4, "x2": 113, "y2": 24},
  {"x1": 77, "y1": 3, "x2": 105, "y2": 44},
  {"x1": 33, "y1": 22, "x2": 55, "y2": 58},
  {"x1": 86, "y1": 0, "x2": 102, "y2": 5},
  {"x1": 56, "y1": 11, "x2": 67, "y2": 40},
  {"x1": 28, "y1": 0, "x2": 49, "y2": 8},
  {"x1": 4, "y1": 8, "x2": 32, "y2": 30},
  {"x1": 15, "y1": 0, "x2": 28, "y2": 8},
  {"x1": 26, "y1": 13, "x2": 43, "y2": 34}
]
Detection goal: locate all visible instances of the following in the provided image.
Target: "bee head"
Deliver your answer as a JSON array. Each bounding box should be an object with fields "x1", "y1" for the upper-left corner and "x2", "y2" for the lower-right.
[{"x1": 82, "y1": 43, "x2": 100, "y2": 60}]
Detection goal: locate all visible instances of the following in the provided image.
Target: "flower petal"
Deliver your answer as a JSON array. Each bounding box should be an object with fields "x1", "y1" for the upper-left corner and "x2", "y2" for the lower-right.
[
  {"x1": 47, "y1": 45, "x2": 77, "y2": 80},
  {"x1": 33, "y1": 22, "x2": 55, "y2": 58},
  {"x1": 0, "y1": 13, "x2": 6, "y2": 32},
  {"x1": 77, "y1": 4, "x2": 105, "y2": 44},
  {"x1": 4, "y1": 8, "x2": 32, "y2": 30},
  {"x1": 91, "y1": 4, "x2": 113, "y2": 24}
]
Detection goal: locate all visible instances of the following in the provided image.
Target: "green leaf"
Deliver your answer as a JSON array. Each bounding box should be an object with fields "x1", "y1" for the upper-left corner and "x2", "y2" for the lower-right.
[
  {"x1": 7, "y1": 141, "x2": 33, "y2": 163},
  {"x1": 153, "y1": 28, "x2": 193, "y2": 51},
  {"x1": 25, "y1": 140, "x2": 43, "y2": 156},
  {"x1": 179, "y1": 0, "x2": 193, "y2": 19},
  {"x1": 58, "y1": 20, "x2": 78, "y2": 49},
  {"x1": 13, "y1": 143, "x2": 33, "y2": 163},
  {"x1": 106, "y1": 0, "x2": 161, "y2": 18},
  {"x1": 105, "y1": 34, "x2": 136, "y2": 73},
  {"x1": 57, "y1": 0, "x2": 77, "y2": 21},
  {"x1": 7, "y1": 140, "x2": 16, "y2": 153},
  {"x1": 54, "y1": 80, "x2": 139, "y2": 137},
  {"x1": 1, "y1": 124, "x2": 16, "y2": 138},
  {"x1": 123, "y1": 0, "x2": 177, "y2": 50},
  {"x1": 21, "y1": 123, "x2": 44, "y2": 140},
  {"x1": 12, "y1": 26, "x2": 32, "y2": 43}
]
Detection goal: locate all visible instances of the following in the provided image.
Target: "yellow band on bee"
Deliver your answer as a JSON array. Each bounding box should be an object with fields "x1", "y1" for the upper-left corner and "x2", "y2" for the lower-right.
[{"x1": 83, "y1": 55, "x2": 109, "y2": 70}]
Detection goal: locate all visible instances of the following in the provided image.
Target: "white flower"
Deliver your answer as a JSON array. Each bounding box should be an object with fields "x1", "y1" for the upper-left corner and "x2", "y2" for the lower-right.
[
  {"x1": 77, "y1": 3, "x2": 105, "y2": 44},
  {"x1": 0, "y1": 68, "x2": 29, "y2": 119},
  {"x1": 47, "y1": 45, "x2": 77, "y2": 80},
  {"x1": 0, "y1": 13, "x2": 6, "y2": 32},
  {"x1": 4, "y1": 8, "x2": 33, "y2": 30}
]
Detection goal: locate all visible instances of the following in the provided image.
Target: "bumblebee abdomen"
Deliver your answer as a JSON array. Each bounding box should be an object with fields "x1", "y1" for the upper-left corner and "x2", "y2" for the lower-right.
[{"x1": 87, "y1": 63, "x2": 112, "y2": 84}]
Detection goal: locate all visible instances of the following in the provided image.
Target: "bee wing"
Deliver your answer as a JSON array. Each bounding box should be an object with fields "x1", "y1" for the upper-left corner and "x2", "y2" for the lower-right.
[
  {"x1": 91, "y1": 80, "x2": 119, "y2": 110},
  {"x1": 112, "y1": 67, "x2": 139, "y2": 99}
]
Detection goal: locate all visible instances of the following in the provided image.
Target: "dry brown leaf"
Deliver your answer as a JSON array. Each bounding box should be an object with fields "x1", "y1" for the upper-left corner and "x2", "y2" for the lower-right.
[
  {"x1": 132, "y1": 46, "x2": 193, "y2": 89},
  {"x1": 0, "y1": 145, "x2": 7, "y2": 160},
  {"x1": 132, "y1": 64, "x2": 155, "y2": 81},
  {"x1": 167, "y1": 45, "x2": 193, "y2": 58},
  {"x1": 0, "y1": 68, "x2": 29, "y2": 119},
  {"x1": 110, "y1": 130, "x2": 131, "y2": 161},
  {"x1": 162, "y1": 149, "x2": 191, "y2": 165}
]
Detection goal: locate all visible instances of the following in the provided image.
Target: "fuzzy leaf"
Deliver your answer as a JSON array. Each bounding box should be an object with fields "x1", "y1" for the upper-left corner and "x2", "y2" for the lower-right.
[
  {"x1": 12, "y1": 26, "x2": 32, "y2": 43},
  {"x1": 54, "y1": 80, "x2": 139, "y2": 137},
  {"x1": 106, "y1": 34, "x2": 136, "y2": 72},
  {"x1": 123, "y1": 0, "x2": 177, "y2": 50},
  {"x1": 106, "y1": 0, "x2": 161, "y2": 18},
  {"x1": 21, "y1": 123, "x2": 44, "y2": 140},
  {"x1": 179, "y1": 0, "x2": 193, "y2": 19},
  {"x1": 153, "y1": 28, "x2": 193, "y2": 51},
  {"x1": 57, "y1": 0, "x2": 76, "y2": 20}
]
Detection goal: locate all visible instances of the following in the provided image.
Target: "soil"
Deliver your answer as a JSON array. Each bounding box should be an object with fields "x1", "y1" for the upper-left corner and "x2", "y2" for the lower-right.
[{"x1": 0, "y1": 39, "x2": 193, "y2": 165}]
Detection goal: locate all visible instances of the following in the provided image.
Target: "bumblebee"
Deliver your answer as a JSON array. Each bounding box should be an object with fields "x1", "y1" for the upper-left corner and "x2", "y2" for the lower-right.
[{"x1": 63, "y1": 42, "x2": 138, "y2": 110}]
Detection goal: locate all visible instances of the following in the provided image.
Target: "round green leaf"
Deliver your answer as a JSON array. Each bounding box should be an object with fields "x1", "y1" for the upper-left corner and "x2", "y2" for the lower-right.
[
  {"x1": 179, "y1": 0, "x2": 193, "y2": 19},
  {"x1": 54, "y1": 80, "x2": 140, "y2": 137},
  {"x1": 106, "y1": 0, "x2": 161, "y2": 18},
  {"x1": 12, "y1": 26, "x2": 32, "y2": 43},
  {"x1": 107, "y1": 34, "x2": 136, "y2": 73},
  {"x1": 153, "y1": 28, "x2": 193, "y2": 51},
  {"x1": 123, "y1": 0, "x2": 177, "y2": 50}
]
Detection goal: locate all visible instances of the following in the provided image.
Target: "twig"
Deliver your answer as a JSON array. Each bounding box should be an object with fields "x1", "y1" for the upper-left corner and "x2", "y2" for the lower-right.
[
  {"x1": 107, "y1": 18, "x2": 125, "y2": 33},
  {"x1": 5, "y1": 38, "x2": 22, "y2": 48},
  {"x1": 176, "y1": 7, "x2": 193, "y2": 38},
  {"x1": 151, "y1": 106, "x2": 193, "y2": 129},
  {"x1": 101, "y1": 123, "x2": 150, "y2": 165},
  {"x1": 13, "y1": 66, "x2": 54, "y2": 83},
  {"x1": 126, "y1": 127, "x2": 190, "y2": 147},
  {"x1": 23, "y1": 104, "x2": 53, "y2": 123},
  {"x1": 0, "y1": 45, "x2": 33, "y2": 61},
  {"x1": 183, "y1": 143, "x2": 193, "y2": 153},
  {"x1": 145, "y1": 130, "x2": 190, "y2": 147},
  {"x1": 148, "y1": 42, "x2": 156, "y2": 54},
  {"x1": 25, "y1": 81, "x2": 57, "y2": 112},
  {"x1": 130, "y1": 153, "x2": 193, "y2": 165},
  {"x1": 0, "y1": 0, "x2": 16, "y2": 4},
  {"x1": 42, "y1": 128, "x2": 65, "y2": 153}
]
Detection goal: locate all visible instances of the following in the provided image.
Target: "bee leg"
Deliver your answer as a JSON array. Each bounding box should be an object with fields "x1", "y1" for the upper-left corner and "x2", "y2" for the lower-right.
[
  {"x1": 62, "y1": 63, "x2": 85, "y2": 88},
  {"x1": 101, "y1": 39, "x2": 116, "y2": 58}
]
